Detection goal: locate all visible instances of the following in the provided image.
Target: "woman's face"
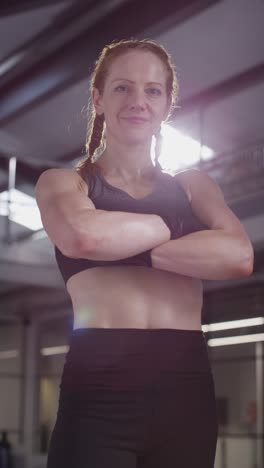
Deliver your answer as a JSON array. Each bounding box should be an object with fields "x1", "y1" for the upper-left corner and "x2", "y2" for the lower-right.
[{"x1": 93, "y1": 50, "x2": 171, "y2": 144}]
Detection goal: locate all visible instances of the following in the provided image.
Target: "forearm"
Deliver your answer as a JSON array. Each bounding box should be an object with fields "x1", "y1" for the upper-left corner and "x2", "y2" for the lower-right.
[
  {"x1": 150, "y1": 229, "x2": 254, "y2": 280},
  {"x1": 79, "y1": 210, "x2": 170, "y2": 261}
]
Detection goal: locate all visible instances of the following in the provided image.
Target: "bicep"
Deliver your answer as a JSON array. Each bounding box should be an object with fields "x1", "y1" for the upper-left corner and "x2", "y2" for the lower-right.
[
  {"x1": 35, "y1": 168, "x2": 96, "y2": 256},
  {"x1": 177, "y1": 169, "x2": 247, "y2": 235}
]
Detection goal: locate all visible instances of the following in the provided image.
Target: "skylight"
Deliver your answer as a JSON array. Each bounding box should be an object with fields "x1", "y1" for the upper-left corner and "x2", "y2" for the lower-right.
[
  {"x1": 0, "y1": 188, "x2": 43, "y2": 231},
  {"x1": 153, "y1": 123, "x2": 214, "y2": 171}
]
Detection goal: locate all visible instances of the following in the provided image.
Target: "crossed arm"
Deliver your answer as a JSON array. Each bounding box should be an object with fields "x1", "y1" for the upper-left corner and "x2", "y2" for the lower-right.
[
  {"x1": 59, "y1": 169, "x2": 254, "y2": 281},
  {"x1": 150, "y1": 170, "x2": 254, "y2": 281}
]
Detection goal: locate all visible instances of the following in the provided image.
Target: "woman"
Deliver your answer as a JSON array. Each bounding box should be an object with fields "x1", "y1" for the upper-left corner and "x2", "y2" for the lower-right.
[{"x1": 35, "y1": 39, "x2": 253, "y2": 468}]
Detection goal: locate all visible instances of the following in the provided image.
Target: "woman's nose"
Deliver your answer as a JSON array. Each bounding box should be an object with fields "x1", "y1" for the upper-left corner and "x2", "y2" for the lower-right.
[{"x1": 128, "y1": 89, "x2": 147, "y2": 110}]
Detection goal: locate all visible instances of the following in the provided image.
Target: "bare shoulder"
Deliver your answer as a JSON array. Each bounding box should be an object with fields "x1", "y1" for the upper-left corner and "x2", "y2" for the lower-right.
[
  {"x1": 35, "y1": 167, "x2": 88, "y2": 196},
  {"x1": 174, "y1": 168, "x2": 248, "y2": 234},
  {"x1": 174, "y1": 169, "x2": 220, "y2": 204}
]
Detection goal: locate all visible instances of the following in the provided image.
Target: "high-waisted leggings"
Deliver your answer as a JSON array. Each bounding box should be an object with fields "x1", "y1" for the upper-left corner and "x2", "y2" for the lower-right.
[{"x1": 47, "y1": 327, "x2": 218, "y2": 467}]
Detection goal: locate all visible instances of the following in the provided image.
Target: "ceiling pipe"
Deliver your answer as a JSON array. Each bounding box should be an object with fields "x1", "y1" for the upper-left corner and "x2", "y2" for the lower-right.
[{"x1": 4, "y1": 156, "x2": 16, "y2": 245}]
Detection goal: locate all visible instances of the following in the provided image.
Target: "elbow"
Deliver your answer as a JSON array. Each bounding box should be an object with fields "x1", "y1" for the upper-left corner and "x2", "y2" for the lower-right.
[
  {"x1": 238, "y1": 260, "x2": 254, "y2": 278},
  {"x1": 75, "y1": 232, "x2": 98, "y2": 258},
  {"x1": 63, "y1": 232, "x2": 97, "y2": 259},
  {"x1": 236, "y1": 242, "x2": 254, "y2": 278}
]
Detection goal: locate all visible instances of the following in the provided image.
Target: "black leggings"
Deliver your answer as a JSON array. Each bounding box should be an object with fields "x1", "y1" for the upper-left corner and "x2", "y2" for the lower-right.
[{"x1": 47, "y1": 327, "x2": 218, "y2": 468}]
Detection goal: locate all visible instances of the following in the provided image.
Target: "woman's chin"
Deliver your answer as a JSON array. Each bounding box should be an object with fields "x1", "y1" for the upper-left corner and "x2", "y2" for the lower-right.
[
  {"x1": 121, "y1": 131, "x2": 152, "y2": 146},
  {"x1": 125, "y1": 138, "x2": 149, "y2": 147}
]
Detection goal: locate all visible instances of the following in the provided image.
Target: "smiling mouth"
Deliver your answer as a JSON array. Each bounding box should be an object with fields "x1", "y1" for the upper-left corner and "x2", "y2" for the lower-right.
[{"x1": 123, "y1": 117, "x2": 148, "y2": 123}]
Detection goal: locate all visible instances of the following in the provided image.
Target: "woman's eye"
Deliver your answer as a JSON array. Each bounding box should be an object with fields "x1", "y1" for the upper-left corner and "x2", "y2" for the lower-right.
[
  {"x1": 115, "y1": 85, "x2": 127, "y2": 92},
  {"x1": 147, "y1": 88, "x2": 162, "y2": 96},
  {"x1": 114, "y1": 85, "x2": 162, "y2": 96}
]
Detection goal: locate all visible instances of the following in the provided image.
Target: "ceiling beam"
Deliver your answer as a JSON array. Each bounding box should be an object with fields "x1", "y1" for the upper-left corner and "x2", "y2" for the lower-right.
[
  {"x1": 0, "y1": 1, "x2": 68, "y2": 17},
  {"x1": 176, "y1": 62, "x2": 264, "y2": 117},
  {"x1": 0, "y1": 0, "x2": 220, "y2": 126}
]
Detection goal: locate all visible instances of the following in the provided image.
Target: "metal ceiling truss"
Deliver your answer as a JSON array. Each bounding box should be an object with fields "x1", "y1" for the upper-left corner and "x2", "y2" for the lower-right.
[
  {"x1": 176, "y1": 62, "x2": 264, "y2": 118},
  {"x1": 0, "y1": 0, "x2": 68, "y2": 17},
  {"x1": 0, "y1": 0, "x2": 220, "y2": 125}
]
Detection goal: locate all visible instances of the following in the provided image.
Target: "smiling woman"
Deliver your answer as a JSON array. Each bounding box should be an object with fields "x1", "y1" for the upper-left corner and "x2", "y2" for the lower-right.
[
  {"x1": 75, "y1": 39, "x2": 178, "y2": 180},
  {"x1": 38, "y1": 38, "x2": 249, "y2": 468},
  {"x1": 90, "y1": 50, "x2": 173, "y2": 165}
]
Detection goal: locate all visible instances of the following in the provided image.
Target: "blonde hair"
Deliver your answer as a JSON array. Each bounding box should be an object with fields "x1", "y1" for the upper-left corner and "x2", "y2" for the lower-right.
[{"x1": 74, "y1": 38, "x2": 179, "y2": 181}]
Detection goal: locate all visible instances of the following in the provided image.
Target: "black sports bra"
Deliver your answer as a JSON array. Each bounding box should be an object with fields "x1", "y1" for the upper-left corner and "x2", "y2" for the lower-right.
[{"x1": 54, "y1": 168, "x2": 208, "y2": 284}]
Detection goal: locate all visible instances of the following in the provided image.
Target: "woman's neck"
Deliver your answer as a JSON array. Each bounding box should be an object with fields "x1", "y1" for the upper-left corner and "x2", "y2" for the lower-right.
[
  {"x1": 95, "y1": 148, "x2": 157, "y2": 182},
  {"x1": 99, "y1": 131, "x2": 156, "y2": 176}
]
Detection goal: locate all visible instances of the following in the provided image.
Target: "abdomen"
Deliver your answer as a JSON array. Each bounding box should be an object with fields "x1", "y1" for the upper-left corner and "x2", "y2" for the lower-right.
[{"x1": 66, "y1": 266, "x2": 203, "y2": 330}]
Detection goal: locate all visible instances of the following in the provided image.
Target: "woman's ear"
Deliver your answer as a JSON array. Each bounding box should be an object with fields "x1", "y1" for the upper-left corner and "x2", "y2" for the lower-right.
[{"x1": 92, "y1": 87, "x2": 104, "y2": 115}]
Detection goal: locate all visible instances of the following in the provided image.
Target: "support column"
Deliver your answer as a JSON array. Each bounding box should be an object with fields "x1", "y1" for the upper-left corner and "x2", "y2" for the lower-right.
[
  {"x1": 20, "y1": 317, "x2": 40, "y2": 454},
  {"x1": 256, "y1": 341, "x2": 264, "y2": 468}
]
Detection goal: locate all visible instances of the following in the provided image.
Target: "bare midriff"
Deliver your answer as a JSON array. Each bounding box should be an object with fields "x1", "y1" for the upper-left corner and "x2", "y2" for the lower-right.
[
  {"x1": 66, "y1": 169, "x2": 203, "y2": 331},
  {"x1": 66, "y1": 266, "x2": 203, "y2": 331}
]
